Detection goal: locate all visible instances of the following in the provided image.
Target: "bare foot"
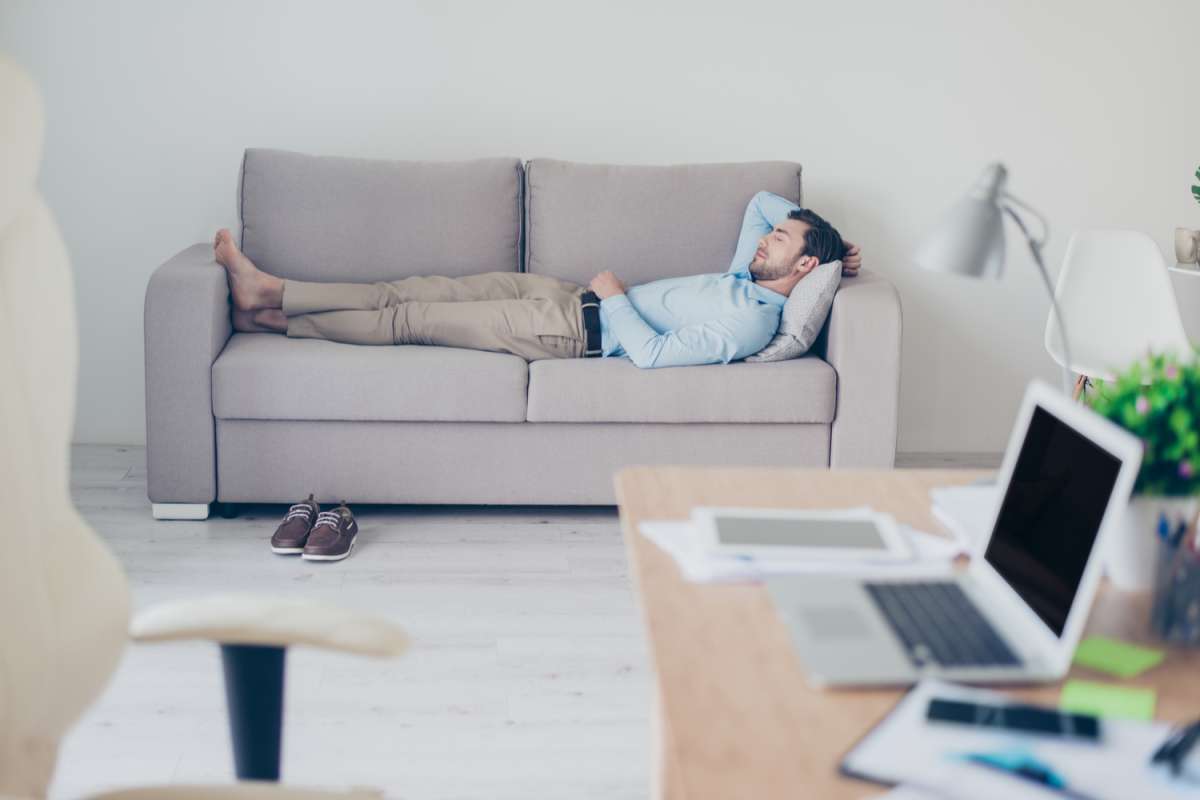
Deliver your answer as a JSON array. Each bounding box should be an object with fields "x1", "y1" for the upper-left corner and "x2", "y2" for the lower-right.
[
  {"x1": 214, "y1": 229, "x2": 283, "y2": 311},
  {"x1": 232, "y1": 308, "x2": 287, "y2": 333}
]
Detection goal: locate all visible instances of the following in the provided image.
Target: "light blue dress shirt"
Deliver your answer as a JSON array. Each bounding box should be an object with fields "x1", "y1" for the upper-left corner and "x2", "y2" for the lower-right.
[{"x1": 598, "y1": 191, "x2": 801, "y2": 368}]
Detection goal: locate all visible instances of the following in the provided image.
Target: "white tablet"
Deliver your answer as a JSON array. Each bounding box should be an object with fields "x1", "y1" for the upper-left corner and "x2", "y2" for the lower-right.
[{"x1": 691, "y1": 506, "x2": 913, "y2": 562}]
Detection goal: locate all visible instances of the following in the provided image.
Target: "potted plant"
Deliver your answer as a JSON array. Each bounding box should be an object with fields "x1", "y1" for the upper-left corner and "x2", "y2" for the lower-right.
[{"x1": 1087, "y1": 352, "x2": 1200, "y2": 589}]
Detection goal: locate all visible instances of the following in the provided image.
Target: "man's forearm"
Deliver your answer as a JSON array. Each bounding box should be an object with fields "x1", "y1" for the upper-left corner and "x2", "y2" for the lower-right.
[
  {"x1": 754, "y1": 191, "x2": 801, "y2": 227},
  {"x1": 601, "y1": 294, "x2": 764, "y2": 369},
  {"x1": 728, "y1": 191, "x2": 801, "y2": 274},
  {"x1": 601, "y1": 294, "x2": 666, "y2": 367}
]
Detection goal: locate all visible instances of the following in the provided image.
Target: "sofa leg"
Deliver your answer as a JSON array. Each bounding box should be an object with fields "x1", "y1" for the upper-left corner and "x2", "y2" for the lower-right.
[
  {"x1": 221, "y1": 643, "x2": 286, "y2": 781},
  {"x1": 151, "y1": 502, "x2": 210, "y2": 520},
  {"x1": 214, "y1": 501, "x2": 241, "y2": 519}
]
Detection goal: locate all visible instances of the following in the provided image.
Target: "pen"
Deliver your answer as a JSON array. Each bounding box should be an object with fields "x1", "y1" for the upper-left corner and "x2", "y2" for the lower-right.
[
  {"x1": 1154, "y1": 719, "x2": 1200, "y2": 776},
  {"x1": 1169, "y1": 518, "x2": 1187, "y2": 548},
  {"x1": 961, "y1": 751, "x2": 1099, "y2": 800}
]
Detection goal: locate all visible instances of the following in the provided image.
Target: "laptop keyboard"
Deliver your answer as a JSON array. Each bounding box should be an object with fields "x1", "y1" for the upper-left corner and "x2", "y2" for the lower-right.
[{"x1": 864, "y1": 581, "x2": 1022, "y2": 669}]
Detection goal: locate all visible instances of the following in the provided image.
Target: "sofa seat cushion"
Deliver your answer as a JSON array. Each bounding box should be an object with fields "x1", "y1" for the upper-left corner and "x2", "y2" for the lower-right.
[
  {"x1": 526, "y1": 356, "x2": 835, "y2": 423},
  {"x1": 212, "y1": 334, "x2": 529, "y2": 422}
]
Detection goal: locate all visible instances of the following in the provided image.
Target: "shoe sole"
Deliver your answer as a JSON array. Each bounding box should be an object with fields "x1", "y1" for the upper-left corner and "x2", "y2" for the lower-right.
[
  {"x1": 302, "y1": 537, "x2": 356, "y2": 562},
  {"x1": 271, "y1": 546, "x2": 304, "y2": 555}
]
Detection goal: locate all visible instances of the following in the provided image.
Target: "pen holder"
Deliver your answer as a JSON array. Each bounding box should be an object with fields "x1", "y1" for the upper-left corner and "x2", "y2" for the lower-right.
[{"x1": 1151, "y1": 529, "x2": 1200, "y2": 644}]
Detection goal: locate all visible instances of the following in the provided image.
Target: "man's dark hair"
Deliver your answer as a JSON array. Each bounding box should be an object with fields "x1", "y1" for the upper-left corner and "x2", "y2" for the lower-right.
[{"x1": 787, "y1": 208, "x2": 846, "y2": 264}]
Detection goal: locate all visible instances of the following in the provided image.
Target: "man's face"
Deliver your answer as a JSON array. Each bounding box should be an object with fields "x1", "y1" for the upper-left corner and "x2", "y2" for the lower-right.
[{"x1": 749, "y1": 219, "x2": 810, "y2": 280}]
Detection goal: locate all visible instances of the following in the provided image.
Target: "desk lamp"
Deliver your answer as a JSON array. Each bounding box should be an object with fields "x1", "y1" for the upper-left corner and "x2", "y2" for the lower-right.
[{"x1": 913, "y1": 163, "x2": 1074, "y2": 394}]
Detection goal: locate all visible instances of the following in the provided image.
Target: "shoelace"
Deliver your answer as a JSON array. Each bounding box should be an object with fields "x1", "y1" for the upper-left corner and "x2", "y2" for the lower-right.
[
  {"x1": 313, "y1": 510, "x2": 343, "y2": 530},
  {"x1": 284, "y1": 503, "x2": 314, "y2": 522}
]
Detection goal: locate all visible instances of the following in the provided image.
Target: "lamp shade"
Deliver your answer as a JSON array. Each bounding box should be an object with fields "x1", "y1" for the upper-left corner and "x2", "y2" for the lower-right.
[{"x1": 913, "y1": 163, "x2": 1009, "y2": 279}]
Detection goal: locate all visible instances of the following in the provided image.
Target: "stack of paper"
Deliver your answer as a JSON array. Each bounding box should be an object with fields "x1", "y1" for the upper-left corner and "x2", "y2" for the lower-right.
[{"x1": 637, "y1": 514, "x2": 967, "y2": 583}]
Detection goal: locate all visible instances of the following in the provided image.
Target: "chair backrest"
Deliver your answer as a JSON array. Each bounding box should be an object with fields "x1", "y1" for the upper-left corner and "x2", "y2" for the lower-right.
[
  {"x1": 0, "y1": 58, "x2": 131, "y2": 798},
  {"x1": 1045, "y1": 230, "x2": 1192, "y2": 380}
]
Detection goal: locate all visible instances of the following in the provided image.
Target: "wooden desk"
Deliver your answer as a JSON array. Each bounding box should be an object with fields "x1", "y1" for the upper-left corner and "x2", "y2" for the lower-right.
[{"x1": 614, "y1": 466, "x2": 1200, "y2": 800}]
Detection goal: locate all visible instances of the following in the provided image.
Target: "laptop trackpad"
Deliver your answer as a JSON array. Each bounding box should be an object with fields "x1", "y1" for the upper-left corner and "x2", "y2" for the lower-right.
[
  {"x1": 800, "y1": 605, "x2": 874, "y2": 640},
  {"x1": 767, "y1": 577, "x2": 915, "y2": 685}
]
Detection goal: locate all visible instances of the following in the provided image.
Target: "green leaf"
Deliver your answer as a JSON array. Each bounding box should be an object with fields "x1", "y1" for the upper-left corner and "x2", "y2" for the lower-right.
[{"x1": 1095, "y1": 351, "x2": 1200, "y2": 494}]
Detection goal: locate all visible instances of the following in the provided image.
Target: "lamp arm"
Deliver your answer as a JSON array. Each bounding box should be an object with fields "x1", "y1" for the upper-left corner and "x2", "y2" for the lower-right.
[
  {"x1": 1001, "y1": 199, "x2": 1075, "y2": 396},
  {"x1": 1001, "y1": 191, "x2": 1050, "y2": 247}
]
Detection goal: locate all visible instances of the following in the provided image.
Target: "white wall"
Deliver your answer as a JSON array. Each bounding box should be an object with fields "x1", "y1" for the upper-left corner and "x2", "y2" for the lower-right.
[{"x1": 3, "y1": 0, "x2": 1198, "y2": 451}]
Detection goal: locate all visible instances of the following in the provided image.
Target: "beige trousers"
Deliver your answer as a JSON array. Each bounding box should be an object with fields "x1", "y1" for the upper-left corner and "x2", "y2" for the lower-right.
[{"x1": 282, "y1": 272, "x2": 588, "y2": 361}]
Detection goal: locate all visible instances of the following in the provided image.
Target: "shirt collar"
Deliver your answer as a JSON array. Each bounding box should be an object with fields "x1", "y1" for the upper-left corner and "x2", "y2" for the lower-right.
[{"x1": 742, "y1": 275, "x2": 788, "y2": 307}]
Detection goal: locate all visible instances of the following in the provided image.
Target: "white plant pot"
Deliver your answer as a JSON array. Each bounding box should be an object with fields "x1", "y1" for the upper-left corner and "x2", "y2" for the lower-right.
[{"x1": 1107, "y1": 496, "x2": 1198, "y2": 591}]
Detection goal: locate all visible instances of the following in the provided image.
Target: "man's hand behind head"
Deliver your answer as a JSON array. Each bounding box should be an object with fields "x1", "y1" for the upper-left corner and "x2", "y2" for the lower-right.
[
  {"x1": 589, "y1": 270, "x2": 627, "y2": 300},
  {"x1": 841, "y1": 242, "x2": 862, "y2": 277}
]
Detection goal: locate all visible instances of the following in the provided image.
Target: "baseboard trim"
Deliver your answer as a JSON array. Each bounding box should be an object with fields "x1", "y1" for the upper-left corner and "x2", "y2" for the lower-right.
[
  {"x1": 151, "y1": 502, "x2": 210, "y2": 520},
  {"x1": 895, "y1": 452, "x2": 1003, "y2": 469}
]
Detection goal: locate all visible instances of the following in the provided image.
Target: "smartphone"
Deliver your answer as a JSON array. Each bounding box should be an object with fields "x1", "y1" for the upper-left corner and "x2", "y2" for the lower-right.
[{"x1": 927, "y1": 697, "x2": 1101, "y2": 741}]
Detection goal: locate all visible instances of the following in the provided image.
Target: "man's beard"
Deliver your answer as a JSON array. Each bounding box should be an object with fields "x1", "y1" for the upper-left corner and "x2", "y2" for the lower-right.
[{"x1": 750, "y1": 258, "x2": 794, "y2": 281}]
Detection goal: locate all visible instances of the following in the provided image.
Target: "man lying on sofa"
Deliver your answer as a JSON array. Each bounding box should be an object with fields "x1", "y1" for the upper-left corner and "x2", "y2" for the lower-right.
[{"x1": 214, "y1": 191, "x2": 861, "y2": 369}]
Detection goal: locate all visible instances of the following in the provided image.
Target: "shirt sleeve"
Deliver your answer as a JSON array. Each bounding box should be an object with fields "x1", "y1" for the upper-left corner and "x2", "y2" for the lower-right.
[
  {"x1": 600, "y1": 293, "x2": 777, "y2": 369},
  {"x1": 727, "y1": 191, "x2": 803, "y2": 275}
]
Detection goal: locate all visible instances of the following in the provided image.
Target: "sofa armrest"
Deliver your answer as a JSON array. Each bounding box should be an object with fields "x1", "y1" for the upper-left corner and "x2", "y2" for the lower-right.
[
  {"x1": 144, "y1": 244, "x2": 232, "y2": 505},
  {"x1": 130, "y1": 593, "x2": 409, "y2": 657},
  {"x1": 813, "y1": 268, "x2": 902, "y2": 467}
]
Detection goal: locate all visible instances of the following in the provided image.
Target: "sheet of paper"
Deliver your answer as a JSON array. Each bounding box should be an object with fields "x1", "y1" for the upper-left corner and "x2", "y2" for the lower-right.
[
  {"x1": 1073, "y1": 636, "x2": 1166, "y2": 679},
  {"x1": 842, "y1": 679, "x2": 1183, "y2": 799},
  {"x1": 930, "y1": 484, "x2": 997, "y2": 551},
  {"x1": 1060, "y1": 680, "x2": 1157, "y2": 721},
  {"x1": 877, "y1": 785, "x2": 967, "y2": 800}
]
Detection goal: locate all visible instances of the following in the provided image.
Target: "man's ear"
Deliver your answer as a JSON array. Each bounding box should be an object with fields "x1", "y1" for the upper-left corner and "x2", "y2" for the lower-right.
[{"x1": 795, "y1": 255, "x2": 819, "y2": 275}]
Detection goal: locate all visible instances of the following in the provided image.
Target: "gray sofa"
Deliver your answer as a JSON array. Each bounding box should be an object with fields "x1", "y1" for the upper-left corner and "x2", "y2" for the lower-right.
[{"x1": 144, "y1": 149, "x2": 902, "y2": 519}]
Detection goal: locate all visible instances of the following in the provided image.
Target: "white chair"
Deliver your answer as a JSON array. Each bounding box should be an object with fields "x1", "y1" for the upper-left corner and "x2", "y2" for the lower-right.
[
  {"x1": 0, "y1": 56, "x2": 406, "y2": 799},
  {"x1": 1168, "y1": 263, "x2": 1200, "y2": 346},
  {"x1": 1045, "y1": 230, "x2": 1192, "y2": 397}
]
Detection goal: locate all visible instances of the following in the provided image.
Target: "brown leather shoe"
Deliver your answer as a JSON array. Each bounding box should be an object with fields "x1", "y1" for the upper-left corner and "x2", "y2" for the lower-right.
[
  {"x1": 271, "y1": 493, "x2": 319, "y2": 555},
  {"x1": 302, "y1": 502, "x2": 359, "y2": 562}
]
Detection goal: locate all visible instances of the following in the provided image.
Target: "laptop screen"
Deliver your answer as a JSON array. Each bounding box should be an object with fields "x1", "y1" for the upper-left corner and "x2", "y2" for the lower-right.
[{"x1": 984, "y1": 404, "x2": 1123, "y2": 637}]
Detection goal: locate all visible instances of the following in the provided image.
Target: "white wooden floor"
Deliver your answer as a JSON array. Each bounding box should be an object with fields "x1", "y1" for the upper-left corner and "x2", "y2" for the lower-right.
[
  {"x1": 56, "y1": 446, "x2": 992, "y2": 798},
  {"x1": 56, "y1": 445, "x2": 649, "y2": 799}
]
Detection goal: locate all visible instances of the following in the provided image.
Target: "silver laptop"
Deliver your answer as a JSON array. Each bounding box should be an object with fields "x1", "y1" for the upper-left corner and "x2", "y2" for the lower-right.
[{"x1": 767, "y1": 380, "x2": 1143, "y2": 687}]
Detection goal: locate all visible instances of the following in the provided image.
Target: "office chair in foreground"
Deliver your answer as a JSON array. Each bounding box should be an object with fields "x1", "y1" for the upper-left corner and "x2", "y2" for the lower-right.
[{"x1": 0, "y1": 56, "x2": 407, "y2": 800}]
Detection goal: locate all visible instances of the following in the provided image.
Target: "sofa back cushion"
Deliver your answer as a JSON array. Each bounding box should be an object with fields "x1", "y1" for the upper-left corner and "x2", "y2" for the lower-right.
[
  {"x1": 523, "y1": 159, "x2": 802, "y2": 285},
  {"x1": 239, "y1": 149, "x2": 523, "y2": 282}
]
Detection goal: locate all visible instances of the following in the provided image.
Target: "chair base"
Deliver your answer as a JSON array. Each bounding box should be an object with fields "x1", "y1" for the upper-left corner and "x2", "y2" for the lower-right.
[{"x1": 151, "y1": 503, "x2": 210, "y2": 520}]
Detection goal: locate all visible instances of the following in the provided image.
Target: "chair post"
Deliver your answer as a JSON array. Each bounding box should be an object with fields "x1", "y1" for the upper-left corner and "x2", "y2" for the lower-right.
[{"x1": 220, "y1": 643, "x2": 286, "y2": 781}]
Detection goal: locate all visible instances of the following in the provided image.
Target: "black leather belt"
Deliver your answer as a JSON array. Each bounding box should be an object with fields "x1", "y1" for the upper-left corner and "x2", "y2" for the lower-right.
[{"x1": 580, "y1": 291, "x2": 602, "y2": 358}]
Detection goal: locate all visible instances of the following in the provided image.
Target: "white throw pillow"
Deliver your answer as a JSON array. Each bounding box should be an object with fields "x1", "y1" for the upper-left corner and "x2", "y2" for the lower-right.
[{"x1": 746, "y1": 260, "x2": 842, "y2": 362}]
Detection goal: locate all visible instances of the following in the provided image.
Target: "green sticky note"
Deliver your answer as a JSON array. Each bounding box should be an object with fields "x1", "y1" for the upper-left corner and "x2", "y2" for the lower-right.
[
  {"x1": 1060, "y1": 680, "x2": 1156, "y2": 721},
  {"x1": 1073, "y1": 636, "x2": 1165, "y2": 679}
]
